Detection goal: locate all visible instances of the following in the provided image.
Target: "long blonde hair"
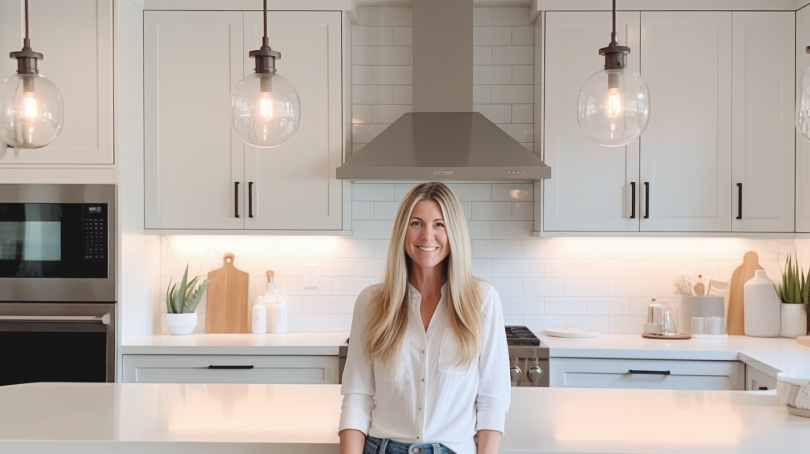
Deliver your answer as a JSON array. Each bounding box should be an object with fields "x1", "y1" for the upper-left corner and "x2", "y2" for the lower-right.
[{"x1": 363, "y1": 182, "x2": 483, "y2": 370}]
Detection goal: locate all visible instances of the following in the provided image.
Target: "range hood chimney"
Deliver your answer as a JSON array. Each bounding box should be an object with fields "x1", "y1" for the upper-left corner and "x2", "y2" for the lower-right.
[{"x1": 336, "y1": 0, "x2": 551, "y2": 181}]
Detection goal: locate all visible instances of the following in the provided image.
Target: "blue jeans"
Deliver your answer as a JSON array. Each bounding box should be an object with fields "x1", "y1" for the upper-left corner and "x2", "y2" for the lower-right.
[{"x1": 363, "y1": 436, "x2": 456, "y2": 454}]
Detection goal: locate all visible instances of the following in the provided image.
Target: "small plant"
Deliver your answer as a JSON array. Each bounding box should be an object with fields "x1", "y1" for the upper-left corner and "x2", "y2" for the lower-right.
[
  {"x1": 166, "y1": 264, "x2": 209, "y2": 314},
  {"x1": 775, "y1": 254, "x2": 809, "y2": 305}
]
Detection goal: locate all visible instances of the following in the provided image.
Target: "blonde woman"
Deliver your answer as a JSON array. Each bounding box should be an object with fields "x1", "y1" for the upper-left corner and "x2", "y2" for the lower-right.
[{"x1": 339, "y1": 182, "x2": 510, "y2": 454}]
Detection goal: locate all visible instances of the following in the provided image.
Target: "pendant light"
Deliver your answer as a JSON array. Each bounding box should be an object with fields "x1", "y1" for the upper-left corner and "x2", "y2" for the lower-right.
[
  {"x1": 0, "y1": 0, "x2": 64, "y2": 149},
  {"x1": 232, "y1": 0, "x2": 301, "y2": 148},
  {"x1": 577, "y1": 0, "x2": 650, "y2": 147},
  {"x1": 797, "y1": 47, "x2": 810, "y2": 141}
]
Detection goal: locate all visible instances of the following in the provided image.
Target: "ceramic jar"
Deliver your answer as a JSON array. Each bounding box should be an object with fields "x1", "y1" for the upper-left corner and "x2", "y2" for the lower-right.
[
  {"x1": 744, "y1": 270, "x2": 781, "y2": 337},
  {"x1": 780, "y1": 303, "x2": 808, "y2": 338},
  {"x1": 166, "y1": 312, "x2": 197, "y2": 335}
]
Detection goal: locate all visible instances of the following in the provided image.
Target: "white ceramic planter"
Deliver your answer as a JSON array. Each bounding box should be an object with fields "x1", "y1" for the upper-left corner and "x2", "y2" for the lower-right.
[
  {"x1": 166, "y1": 313, "x2": 197, "y2": 335},
  {"x1": 744, "y1": 270, "x2": 781, "y2": 337},
  {"x1": 780, "y1": 303, "x2": 808, "y2": 338}
]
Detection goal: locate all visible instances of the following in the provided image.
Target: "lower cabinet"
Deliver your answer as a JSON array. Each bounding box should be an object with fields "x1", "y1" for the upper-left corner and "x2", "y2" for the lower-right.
[
  {"x1": 745, "y1": 364, "x2": 777, "y2": 391},
  {"x1": 550, "y1": 358, "x2": 745, "y2": 390},
  {"x1": 122, "y1": 355, "x2": 339, "y2": 384}
]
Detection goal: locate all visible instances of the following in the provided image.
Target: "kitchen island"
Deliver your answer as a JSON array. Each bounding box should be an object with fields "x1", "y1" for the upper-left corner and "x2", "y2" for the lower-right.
[{"x1": 0, "y1": 382, "x2": 805, "y2": 454}]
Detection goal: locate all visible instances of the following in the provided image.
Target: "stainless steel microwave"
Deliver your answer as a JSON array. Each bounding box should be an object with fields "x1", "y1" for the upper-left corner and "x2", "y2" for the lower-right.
[{"x1": 0, "y1": 184, "x2": 115, "y2": 302}]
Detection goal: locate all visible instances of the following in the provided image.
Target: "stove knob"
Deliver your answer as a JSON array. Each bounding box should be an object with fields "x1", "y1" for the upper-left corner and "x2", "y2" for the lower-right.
[
  {"x1": 510, "y1": 365, "x2": 522, "y2": 383},
  {"x1": 528, "y1": 366, "x2": 543, "y2": 385}
]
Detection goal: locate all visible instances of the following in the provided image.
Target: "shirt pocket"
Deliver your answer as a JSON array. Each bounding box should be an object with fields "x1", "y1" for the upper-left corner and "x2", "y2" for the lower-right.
[{"x1": 438, "y1": 330, "x2": 472, "y2": 376}]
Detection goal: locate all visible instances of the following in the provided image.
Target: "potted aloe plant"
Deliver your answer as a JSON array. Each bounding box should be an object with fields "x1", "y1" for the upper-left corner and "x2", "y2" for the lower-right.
[
  {"x1": 165, "y1": 265, "x2": 208, "y2": 335},
  {"x1": 775, "y1": 254, "x2": 809, "y2": 338}
]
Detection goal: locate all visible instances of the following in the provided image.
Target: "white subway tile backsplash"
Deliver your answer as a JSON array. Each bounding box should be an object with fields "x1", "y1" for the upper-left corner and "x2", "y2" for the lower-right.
[
  {"x1": 392, "y1": 85, "x2": 413, "y2": 104},
  {"x1": 492, "y1": 184, "x2": 533, "y2": 201},
  {"x1": 352, "y1": 85, "x2": 393, "y2": 104},
  {"x1": 565, "y1": 239, "x2": 609, "y2": 259},
  {"x1": 353, "y1": 66, "x2": 373, "y2": 84},
  {"x1": 474, "y1": 27, "x2": 512, "y2": 46},
  {"x1": 353, "y1": 27, "x2": 393, "y2": 46},
  {"x1": 373, "y1": 201, "x2": 400, "y2": 220},
  {"x1": 375, "y1": 240, "x2": 389, "y2": 258},
  {"x1": 472, "y1": 259, "x2": 493, "y2": 277},
  {"x1": 352, "y1": 124, "x2": 389, "y2": 143},
  {"x1": 608, "y1": 239, "x2": 653, "y2": 259},
  {"x1": 487, "y1": 277, "x2": 524, "y2": 296},
  {"x1": 511, "y1": 202, "x2": 533, "y2": 221},
  {"x1": 587, "y1": 260, "x2": 630, "y2": 279},
  {"x1": 447, "y1": 184, "x2": 492, "y2": 201},
  {"x1": 473, "y1": 240, "x2": 523, "y2": 258},
  {"x1": 504, "y1": 315, "x2": 525, "y2": 325},
  {"x1": 356, "y1": 7, "x2": 412, "y2": 27},
  {"x1": 304, "y1": 296, "x2": 357, "y2": 314},
  {"x1": 524, "y1": 278, "x2": 566, "y2": 296},
  {"x1": 392, "y1": 27, "x2": 412, "y2": 46},
  {"x1": 353, "y1": 184, "x2": 394, "y2": 201},
  {"x1": 565, "y1": 279, "x2": 609, "y2": 297},
  {"x1": 491, "y1": 8, "x2": 530, "y2": 26},
  {"x1": 473, "y1": 85, "x2": 492, "y2": 104},
  {"x1": 352, "y1": 105, "x2": 373, "y2": 124},
  {"x1": 523, "y1": 239, "x2": 566, "y2": 259},
  {"x1": 394, "y1": 183, "x2": 418, "y2": 200},
  {"x1": 544, "y1": 297, "x2": 587, "y2": 316},
  {"x1": 333, "y1": 276, "x2": 381, "y2": 295},
  {"x1": 608, "y1": 279, "x2": 663, "y2": 297},
  {"x1": 474, "y1": 65, "x2": 512, "y2": 84},
  {"x1": 511, "y1": 26, "x2": 533, "y2": 45},
  {"x1": 497, "y1": 123, "x2": 533, "y2": 142},
  {"x1": 566, "y1": 316, "x2": 610, "y2": 332},
  {"x1": 491, "y1": 46, "x2": 532, "y2": 65},
  {"x1": 474, "y1": 104, "x2": 511, "y2": 123},
  {"x1": 353, "y1": 258, "x2": 386, "y2": 277},
  {"x1": 609, "y1": 316, "x2": 647, "y2": 334},
  {"x1": 288, "y1": 314, "x2": 352, "y2": 332},
  {"x1": 511, "y1": 104, "x2": 533, "y2": 123},
  {"x1": 501, "y1": 296, "x2": 544, "y2": 315},
  {"x1": 492, "y1": 221, "x2": 533, "y2": 239},
  {"x1": 352, "y1": 221, "x2": 395, "y2": 239},
  {"x1": 524, "y1": 315, "x2": 568, "y2": 334},
  {"x1": 474, "y1": 8, "x2": 493, "y2": 26},
  {"x1": 352, "y1": 202, "x2": 375, "y2": 220},
  {"x1": 493, "y1": 258, "x2": 543, "y2": 278},
  {"x1": 371, "y1": 66, "x2": 413, "y2": 85},
  {"x1": 467, "y1": 221, "x2": 493, "y2": 240},
  {"x1": 587, "y1": 297, "x2": 629, "y2": 316},
  {"x1": 473, "y1": 46, "x2": 492, "y2": 65},
  {"x1": 352, "y1": 46, "x2": 411, "y2": 66},
  {"x1": 373, "y1": 104, "x2": 412, "y2": 124},
  {"x1": 491, "y1": 85, "x2": 532, "y2": 104},
  {"x1": 544, "y1": 259, "x2": 587, "y2": 278},
  {"x1": 472, "y1": 202, "x2": 512, "y2": 221}
]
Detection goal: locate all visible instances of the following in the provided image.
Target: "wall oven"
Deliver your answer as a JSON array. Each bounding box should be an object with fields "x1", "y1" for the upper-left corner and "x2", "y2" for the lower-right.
[{"x1": 0, "y1": 184, "x2": 116, "y2": 386}]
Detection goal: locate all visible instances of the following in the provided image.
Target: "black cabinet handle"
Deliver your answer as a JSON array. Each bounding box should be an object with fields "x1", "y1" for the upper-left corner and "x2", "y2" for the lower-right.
[
  {"x1": 234, "y1": 182, "x2": 240, "y2": 218},
  {"x1": 208, "y1": 365, "x2": 254, "y2": 370},
  {"x1": 629, "y1": 369, "x2": 670, "y2": 375},
  {"x1": 643, "y1": 182, "x2": 650, "y2": 219},
  {"x1": 630, "y1": 182, "x2": 636, "y2": 219},
  {"x1": 737, "y1": 183, "x2": 742, "y2": 220},
  {"x1": 248, "y1": 182, "x2": 254, "y2": 218}
]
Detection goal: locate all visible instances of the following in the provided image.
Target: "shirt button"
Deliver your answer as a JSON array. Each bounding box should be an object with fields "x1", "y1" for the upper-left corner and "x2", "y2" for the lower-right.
[
  {"x1": 419, "y1": 407, "x2": 422, "y2": 411},
  {"x1": 421, "y1": 378, "x2": 425, "y2": 382},
  {"x1": 416, "y1": 437, "x2": 420, "y2": 440},
  {"x1": 421, "y1": 349, "x2": 425, "y2": 353}
]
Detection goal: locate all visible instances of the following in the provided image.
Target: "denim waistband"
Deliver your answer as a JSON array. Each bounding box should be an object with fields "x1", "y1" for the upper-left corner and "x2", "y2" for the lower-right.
[{"x1": 365, "y1": 435, "x2": 456, "y2": 454}]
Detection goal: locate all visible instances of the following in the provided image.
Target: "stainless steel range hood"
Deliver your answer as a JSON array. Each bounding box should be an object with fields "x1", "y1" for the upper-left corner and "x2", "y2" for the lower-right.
[{"x1": 336, "y1": 0, "x2": 551, "y2": 182}]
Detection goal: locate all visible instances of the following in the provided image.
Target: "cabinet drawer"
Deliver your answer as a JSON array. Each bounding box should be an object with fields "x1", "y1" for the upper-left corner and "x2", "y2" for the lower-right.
[
  {"x1": 122, "y1": 355, "x2": 338, "y2": 384},
  {"x1": 550, "y1": 358, "x2": 744, "y2": 390}
]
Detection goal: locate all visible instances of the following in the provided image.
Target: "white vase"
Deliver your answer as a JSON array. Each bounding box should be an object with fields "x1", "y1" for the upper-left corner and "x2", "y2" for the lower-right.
[
  {"x1": 743, "y1": 270, "x2": 781, "y2": 337},
  {"x1": 781, "y1": 303, "x2": 808, "y2": 338},
  {"x1": 166, "y1": 313, "x2": 197, "y2": 335}
]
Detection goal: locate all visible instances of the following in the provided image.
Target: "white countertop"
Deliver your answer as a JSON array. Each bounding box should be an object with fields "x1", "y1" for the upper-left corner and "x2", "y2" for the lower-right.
[
  {"x1": 1, "y1": 382, "x2": 806, "y2": 454},
  {"x1": 539, "y1": 334, "x2": 810, "y2": 376},
  {"x1": 120, "y1": 332, "x2": 350, "y2": 355}
]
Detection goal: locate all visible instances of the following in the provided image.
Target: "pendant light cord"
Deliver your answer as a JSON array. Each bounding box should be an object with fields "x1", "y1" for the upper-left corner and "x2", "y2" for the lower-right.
[
  {"x1": 610, "y1": 0, "x2": 617, "y2": 45},
  {"x1": 23, "y1": 0, "x2": 30, "y2": 48},
  {"x1": 263, "y1": 0, "x2": 267, "y2": 39}
]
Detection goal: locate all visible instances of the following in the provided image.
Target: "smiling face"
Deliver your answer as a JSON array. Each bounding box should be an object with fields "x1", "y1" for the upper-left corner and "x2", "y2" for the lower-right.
[{"x1": 404, "y1": 199, "x2": 451, "y2": 274}]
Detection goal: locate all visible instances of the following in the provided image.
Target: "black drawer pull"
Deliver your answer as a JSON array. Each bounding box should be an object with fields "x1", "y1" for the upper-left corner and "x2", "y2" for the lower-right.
[
  {"x1": 248, "y1": 182, "x2": 254, "y2": 218},
  {"x1": 737, "y1": 183, "x2": 742, "y2": 220},
  {"x1": 643, "y1": 182, "x2": 650, "y2": 219},
  {"x1": 208, "y1": 365, "x2": 254, "y2": 370},
  {"x1": 234, "y1": 182, "x2": 240, "y2": 218},
  {"x1": 630, "y1": 182, "x2": 636, "y2": 219},
  {"x1": 629, "y1": 369, "x2": 670, "y2": 375}
]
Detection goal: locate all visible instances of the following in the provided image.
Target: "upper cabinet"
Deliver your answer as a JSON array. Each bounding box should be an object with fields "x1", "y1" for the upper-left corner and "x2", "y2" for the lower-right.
[
  {"x1": 543, "y1": 10, "x2": 795, "y2": 234},
  {"x1": 0, "y1": 0, "x2": 114, "y2": 165},
  {"x1": 144, "y1": 10, "x2": 344, "y2": 231},
  {"x1": 796, "y1": 6, "x2": 810, "y2": 233}
]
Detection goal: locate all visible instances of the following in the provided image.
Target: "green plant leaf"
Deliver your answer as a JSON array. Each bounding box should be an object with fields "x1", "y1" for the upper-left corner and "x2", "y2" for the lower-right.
[
  {"x1": 176, "y1": 265, "x2": 189, "y2": 313},
  {"x1": 182, "y1": 280, "x2": 209, "y2": 313},
  {"x1": 166, "y1": 277, "x2": 173, "y2": 314},
  {"x1": 185, "y1": 276, "x2": 200, "y2": 301},
  {"x1": 169, "y1": 282, "x2": 179, "y2": 313}
]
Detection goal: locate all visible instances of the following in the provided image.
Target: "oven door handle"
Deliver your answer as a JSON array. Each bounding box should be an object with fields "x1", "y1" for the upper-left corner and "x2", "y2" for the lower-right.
[{"x1": 0, "y1": 313, "x2": 111, "y2": 325}]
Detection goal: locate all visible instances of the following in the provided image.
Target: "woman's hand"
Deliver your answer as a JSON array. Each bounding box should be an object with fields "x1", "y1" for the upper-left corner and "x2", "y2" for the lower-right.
[
  {"x1": 475, "y1": 429, "x2": 501, "y2": 454},
  {"x1": 339, "y1": 429, "x2": 366, "y2": 454}
]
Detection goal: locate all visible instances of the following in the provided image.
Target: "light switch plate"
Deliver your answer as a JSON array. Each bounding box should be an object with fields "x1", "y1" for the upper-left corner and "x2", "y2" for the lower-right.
[{"x1": 304, "y1": 264, "x2": 319, "y2": 288}]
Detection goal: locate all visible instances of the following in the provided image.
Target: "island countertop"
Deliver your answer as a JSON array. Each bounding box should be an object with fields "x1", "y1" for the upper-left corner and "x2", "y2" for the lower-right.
[{"x1": 0, "y1": 382, "x2": 806, "y2": 454}]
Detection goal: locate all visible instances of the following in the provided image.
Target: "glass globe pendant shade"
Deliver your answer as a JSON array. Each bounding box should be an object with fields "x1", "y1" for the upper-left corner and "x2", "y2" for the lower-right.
[
  {"x1": 231, "y1": 71, "x2": 300, "y2": 148},
  {"x1": 797, "y1": 64, "x2": 810, "y2": 141},
  {"x1": 577, "y1": 68, "x2": 650, "y2": 147},
  {"x1": 0, "y1": 73, "x2": 64, "y2": 148}
]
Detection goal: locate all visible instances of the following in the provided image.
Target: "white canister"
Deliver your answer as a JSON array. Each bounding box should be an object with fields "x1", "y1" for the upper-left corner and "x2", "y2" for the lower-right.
[
  {"x1": 780, "y1": 303, "x2": 808, "y2": 338},
  {"x1": 743, "y1": 270, "x2": 781, "y2": 337}
]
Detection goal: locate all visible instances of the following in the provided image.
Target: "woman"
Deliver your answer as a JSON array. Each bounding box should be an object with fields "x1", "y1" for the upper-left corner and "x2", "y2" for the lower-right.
[{"x1": 339, "y1": 183, "x2": 510, "y2": 454}]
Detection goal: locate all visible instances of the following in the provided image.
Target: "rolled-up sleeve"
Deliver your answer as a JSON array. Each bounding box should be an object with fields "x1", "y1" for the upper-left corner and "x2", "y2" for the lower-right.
[
  {"x1": 474, "y1": 285, "x2": 511, "y2": 434},
  {"x1": 338, "y1": 286, "x2": 377, "y2": 435}
]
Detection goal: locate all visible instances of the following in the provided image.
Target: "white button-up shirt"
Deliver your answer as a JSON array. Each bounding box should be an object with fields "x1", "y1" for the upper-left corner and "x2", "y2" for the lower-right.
[{"x1": 339, "y1": 281, "x2": 511, "y2": 454}]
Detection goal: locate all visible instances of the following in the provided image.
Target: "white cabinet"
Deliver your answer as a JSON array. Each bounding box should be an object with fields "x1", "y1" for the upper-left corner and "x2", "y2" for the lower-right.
[
  {"x1": 122, "y1": 355, "x2": 339, "y2": 384},
  {"x1": 0, "y1": 0, "x2": 113, "y2": 164},
  {"x1": 550, "y1": 358, "x2": 745, "y2": 390},
  {"x1": 543, "y1": 12, "x2": 640, "y2": 232},
  {"x1": 797, "y1": 6, "x2": 810, "y2": 232},
  {"x1": 144, "y1": 11, "x2": 344, "y2": 231},
  {"x1": 731, "y1": 13, "x2": 794, "y2": 233},
  {"x1": 639, "y1": 12, "x2": 732, "y2": 232}
]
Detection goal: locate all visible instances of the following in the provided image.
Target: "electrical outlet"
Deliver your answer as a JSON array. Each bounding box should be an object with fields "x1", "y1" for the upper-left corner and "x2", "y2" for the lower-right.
[{"x1": 304, "y1": 264, "x2": 319, "y2": 288}]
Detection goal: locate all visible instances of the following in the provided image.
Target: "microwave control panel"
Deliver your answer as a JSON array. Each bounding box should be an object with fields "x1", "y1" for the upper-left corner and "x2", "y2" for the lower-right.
[{"x1": 83, "y1": 204, "x2": 107, "y2": 260}]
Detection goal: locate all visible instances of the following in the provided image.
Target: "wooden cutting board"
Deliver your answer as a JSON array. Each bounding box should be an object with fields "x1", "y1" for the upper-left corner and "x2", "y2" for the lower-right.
[
  {"x1": 205, "y1": 252, "x2": 249, "y2": 333},
  {"x1": 727, "y1": 251, "x2": 763, "y2": 335}
]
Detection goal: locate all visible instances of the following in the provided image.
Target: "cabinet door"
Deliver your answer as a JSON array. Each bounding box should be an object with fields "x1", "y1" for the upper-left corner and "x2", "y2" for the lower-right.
[
  {"x1": 797, "y1": 7, "x2": 810, "y2": 232},
  {"x1": 732, "y1": 13, "x2": 794, "y2": 233},
  {"x1": 243, "y1": 12, "x2": 343, "y2": 230},
  {"x1": 144, "y1": 11, "x2": 245, "y2": 230},
  {"x1": 543, "y1": 12, "x2": 640, "y2": 232},
  {"x1": 0, "y1": 0, "x2": 113, "y2": 164},
  {"x1": 640, "y1": 12, "x2": 731, "y2": 231},
  {"x1": 122, "y1": 354, "x2": 339, "y2": 384}
]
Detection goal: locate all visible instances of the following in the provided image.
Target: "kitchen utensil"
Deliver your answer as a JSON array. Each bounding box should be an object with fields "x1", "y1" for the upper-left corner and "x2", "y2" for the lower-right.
[
  {"x1": 706, "y1": 279, "x2": 728, "y2": 297},
  {"x1": 545, "y1": 328, "x2": 599, "y2": 338},
  {"x1": 727, "y1": 251, "x2": 763, "y2": 335},
  {"x1": 744, "y1": 269, "x2": 781, "y2": 337},
  {"x1": 205, "y1": 253, "x2": 250, "y2": 333}
]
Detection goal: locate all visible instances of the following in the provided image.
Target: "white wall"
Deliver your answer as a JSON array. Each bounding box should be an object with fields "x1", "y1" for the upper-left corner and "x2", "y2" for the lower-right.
[{"x1": 160, "y1": 182, "x2": 793, "y2": 334}]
